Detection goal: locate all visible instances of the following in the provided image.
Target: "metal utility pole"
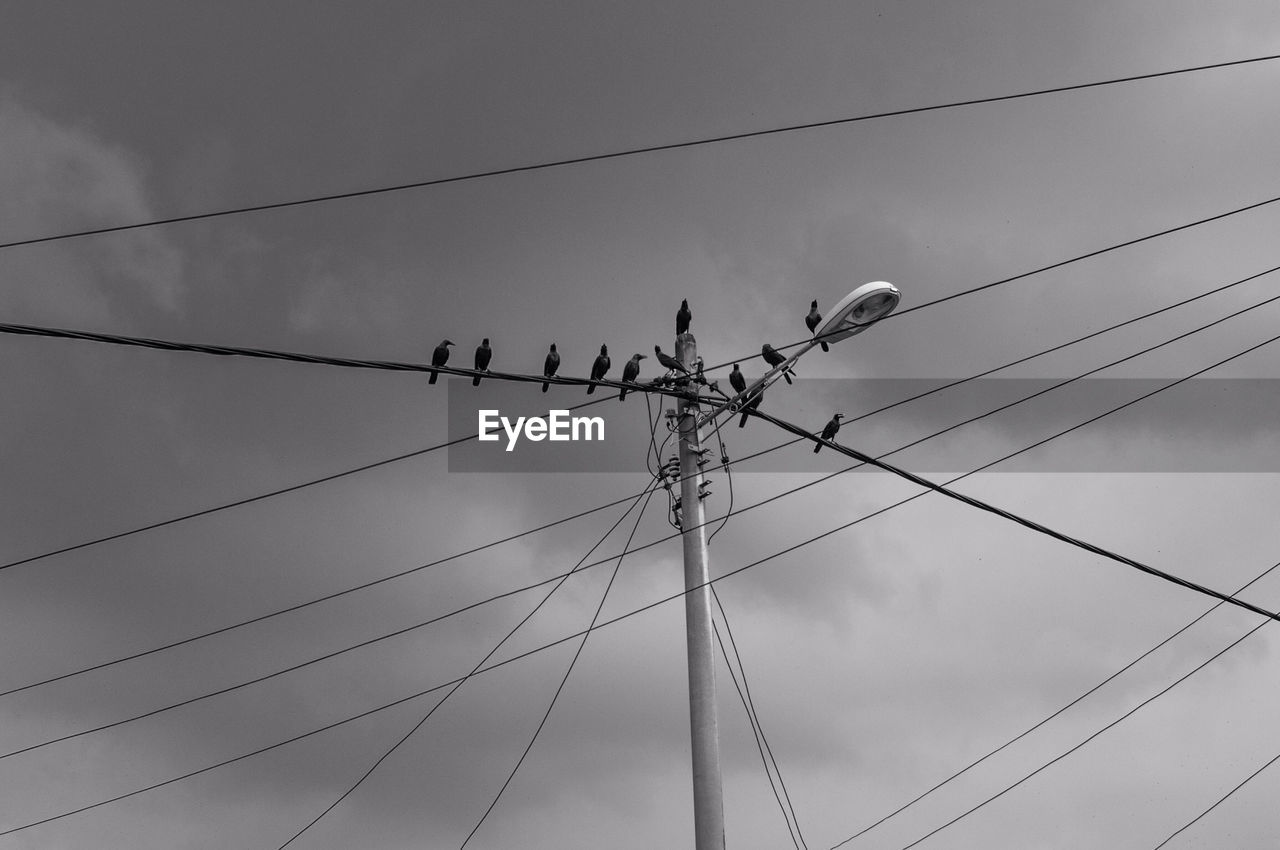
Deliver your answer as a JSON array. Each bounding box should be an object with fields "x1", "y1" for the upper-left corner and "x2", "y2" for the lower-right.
[{"x1": 674, "y1": 332, "x2": 725, "y2": 850}]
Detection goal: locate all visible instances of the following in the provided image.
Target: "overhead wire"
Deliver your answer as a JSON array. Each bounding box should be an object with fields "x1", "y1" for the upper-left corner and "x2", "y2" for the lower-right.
[
  {"x1": 713, "y1": 590, "x2": 807, "y2": 849},
  {"x1": 12, "y1": 274, "x2": 1275, "y2": 756},
  {"x1": 706, "y1": 425, "x2": 734, "y2": 545},
  {"x1": 6, "y1": 312, "x2": 1271, "y2": 836},
  {"x1": 0, "y1": 320, "x2": 708, "y2": 401},
  {"x1": 713, "y1": 616, "x2": 800, "y2": 850},
  {"x1": 701, "y1": 206, "x2": 1280, "y2": 376},
  {"x1": 2, "y1": 441, "x2": 812, "y2": 764},
  {"x1": 831, "y1": 559, "x2": 1280, "y2": 847},
  {"x1": 893, "y1": 608, "x2": 1277, "y2": 850},
  {"x1": 816, "y1": 262, "x2": 1280, "y2": 429},
  {"x1": 274, "y1": 479, "x2": 659, "y2": 848},
  {"x1": 460, "y1": 487, "x2": 658, "y2": 848},
  {"x1": 1152, "y1": 749, "x2": 1280, "y2": 849},
  {"x1": 2, "y1": 54, "x2": 1277, "y2": 251},
  {"x1": 0, "y1": 434, "x2": 801, "y2": 701},
  {"x1": 4, "y1": 244, "x2": 1278, "y2": 405},
  {"x1": 746, "y1": 323, "x2": 1280, "y2": 623},
  {"x1": 0, "y1": 392, "x2": 626, "y2": 574}
]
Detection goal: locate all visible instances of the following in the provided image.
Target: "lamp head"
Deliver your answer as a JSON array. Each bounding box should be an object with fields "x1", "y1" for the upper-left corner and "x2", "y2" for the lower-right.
[{"x1": 814, "y1": 281, "x2": 901, "y2": 344}]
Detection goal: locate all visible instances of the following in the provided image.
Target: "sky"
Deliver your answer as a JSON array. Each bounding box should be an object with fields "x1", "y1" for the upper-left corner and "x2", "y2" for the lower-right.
[{"x1": 1, "y1": 1, "x2": 1280, "y2": 848}]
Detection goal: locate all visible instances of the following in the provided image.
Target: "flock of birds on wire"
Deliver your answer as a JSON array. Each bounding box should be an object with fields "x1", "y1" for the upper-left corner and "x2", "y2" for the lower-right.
[{"x1": 426, "y1": 297, "x2": 844, "y2": 448}]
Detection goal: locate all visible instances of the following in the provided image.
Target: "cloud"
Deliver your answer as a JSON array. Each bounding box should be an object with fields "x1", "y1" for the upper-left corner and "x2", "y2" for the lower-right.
[{"x1": 0, "y1": 95, "x2": 184, "y2": 324}]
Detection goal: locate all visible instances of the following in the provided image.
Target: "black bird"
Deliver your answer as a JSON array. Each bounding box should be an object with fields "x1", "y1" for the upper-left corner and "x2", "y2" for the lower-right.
[
  {"x1": 814, "y1": 413, "x2": 844, "y2": 453},
  {"x1": 738, "y1": 391, "x2": 763, "y2": 428},
  {"x1": 654, "y1": 345, "x2": 688, "y2": 375},
  {"x1": 472, "y1": 338, "x2": 492, "y2": 386},
  {"x1": 541, "y1": 343, "x2": 560, "y2": 392},
  {"x1": 806, "y1": 299, "x2": 829, "y2": 352},
  {"x1": 761, "y1": 343, "x2": 794, "y2": 384},
  {"x1": 429, "y1": 339, "x2": 454, "y2": 385},
  {"x1": 587, "y1": 344, "x2": 611, "y2": 394},
  {"x1": 676, "y1": 298, "x2": 692, "y2": 335},
  {"x1": 728, "y1": 363, "x2": 747, "y2": 395},
  {"x1": 619, "y1": 353, "x2": 646, "y2": 400}
]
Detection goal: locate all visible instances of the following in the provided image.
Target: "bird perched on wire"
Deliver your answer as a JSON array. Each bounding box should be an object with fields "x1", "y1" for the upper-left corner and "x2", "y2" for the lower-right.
[
  {"x1": 676, "y1": 298, "x2": 692, "y2": 335},
  {"x1": 761, "y1": 343, "x2": 794, "y2": 384},
  {"x1": 429, "y1": 339, "x2": 454, "y2": 385},
  {"x1": 620, "y1": 352, "x2": 646, "y2": 400},
  {"x1": 587, "y1": 344, "x2": 610, "y2": 394},
  {"x1": 738, "y1": 391, "x2": 763, "y2": 428},
  {"x1": 654, "y1": 344, "x2": 688, "y2": 376},
  {"x1": 728, "y1": 363, "x2": 746, "y2": 395},
  {"x1": 541, "y1": 343, "x2": 560, "y2": 392},
  {"x1": 805, "y1": 300, "x2": 829, "y2": 352},
  {"x1": 814, "y1": 413, "x2": 844, "y2": 453},
  {"x1": 472, "y1": 338, "x2": 492, "y2": 386}
]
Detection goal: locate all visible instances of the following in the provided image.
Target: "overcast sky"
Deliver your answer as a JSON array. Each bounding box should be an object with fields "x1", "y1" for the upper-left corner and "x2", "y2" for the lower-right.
[{"x1": 2, "y1": 2, "x2": 1280, "y2": 848}]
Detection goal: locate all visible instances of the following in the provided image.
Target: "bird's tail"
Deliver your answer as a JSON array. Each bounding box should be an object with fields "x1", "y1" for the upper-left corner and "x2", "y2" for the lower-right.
[
  {"x1": 541, "y1": 381, "x2": 550, "y2": 393},
  {"x1": 472, "y1": 375, "x2": 482, "y2": 387},
  {"x1": 820, "y1": 341, "x2": 830, "y2": 353},
  {"x1": 813, "y1": 442, "x2": 822, "y2": 454},
  {"x1": 587, "y1": 383, "x2": 596, "y2": 394},
  {"x1": 429, "y1": 371, "x2": 439, "y2": 385},
  {"x1": 782, "y1": 371, "x2": 793, "y2": 385},
  {"x1": 739, "y1": 409, "x2": 750, "y2": 428},
  {"x1": 619, "y1": 387, "x2": 629, "y2": 401}
]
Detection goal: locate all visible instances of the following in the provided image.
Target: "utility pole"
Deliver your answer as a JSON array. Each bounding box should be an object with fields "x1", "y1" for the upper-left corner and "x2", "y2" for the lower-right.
[{"x1": 675, "y1": 331, "x2": 725, "y2": 850}]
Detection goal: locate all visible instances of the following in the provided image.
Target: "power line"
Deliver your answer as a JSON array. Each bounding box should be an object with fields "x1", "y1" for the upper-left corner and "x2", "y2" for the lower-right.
[
  {"x1": 702, "y1": 198, "x2": 1280, "y2": 375},
  {"x1": 831, "y1": 559, "x2": 1280, "y2": 847},
  {"x1": 714, "y1": 590, "x2": 807, "y2": 849},
  {"x1": 0, "y1": 441, "x2": 807, "y2": 763},
  {"x1": 15, "y1": 273, "x2": 1274, "y2": 766},
  {"x1": 832, "y1": 263, "x2": 1280, "y2": 427},
  {"x1": 1152, "y1": 749, "x2": 1280, "y2": 849},
  {"x1": 15, "y1": 278, "x2": 1271, "y2": 755},
  {"x1": 887, "y1": 194, "x2": 1280, "y2": 320},
  {"x1": 0, "y1": 320, "x2": 712, "y2": 401},
  {"x1": 714, "y1": 617, "x2": 800, "y2": 850},
  {"x1": 0, "y1": 435, "x2": 801, "y2": 700},
  {"x1": 895, "y1": 613, "x2": 1274, "y2": 849},
  {"x1": 6, "y1": 315, "x2": 1264, "y2": 836},
  {"x1": 276, "y1": 482, "x2": 658, "y2": 849},
  {"x1": 460, "y1": 488, "x2": 657, "y2": 848},
  {"x1": 746, "y1": 326, "x2": 1280, "y2": 624},
  {"x1": 0, "y1": 391, "x2": 631, "y2": 575},
  {"x1": 3, "y1": 54, "x2": 1277, "y2": 251},
  {"x1": 6, "y1": 239, "x2": 1277, "y2": 409}
]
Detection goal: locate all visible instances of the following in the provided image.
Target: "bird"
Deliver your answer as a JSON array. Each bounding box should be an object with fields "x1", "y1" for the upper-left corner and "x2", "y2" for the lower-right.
[
  {"x1": 728, "y1": 363, "x2": 746, "y2": 395},
  {"x1": 587, "y1": 344, "x2": 610, "y2": 394},
  {"x1": 654, "y1": 345, "x2": 688, "y2": 376},
  {"x1": 429, "y1": 339, "x2": 454, "y2": 384},
  {"x1": 472, "y1": 338, "x2": 492, "y2": 386},
  {"x1": 676, "y1": 298, "x2": 692, "y2": 335},
  {"x1": 738, "y1": 391, "x2": 763, "y2": 428},
  {"x1": 541, "y1": 344, "x2": 560, "y2": 392},
  {"x1": 761, "y1": 343, "x2": 794, "y2": 384},
  {"x1": 806, "y1": 299, "x2": 829, "y2": 352},
  {"x1": 814, "y1": 413, "x2": 844, "y2": 453},
  {"x1": 619, "y1": 353, "x2": 646, "y2": 400}
]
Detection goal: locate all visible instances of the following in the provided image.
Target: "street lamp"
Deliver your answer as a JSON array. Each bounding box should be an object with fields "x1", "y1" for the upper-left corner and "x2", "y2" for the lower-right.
[
  {"x1": 813, "y1": 280, "x2": 901, "y2": 343},
  {"x1": 699, "y1": 281, "x2": 902, "y2": 427}
]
